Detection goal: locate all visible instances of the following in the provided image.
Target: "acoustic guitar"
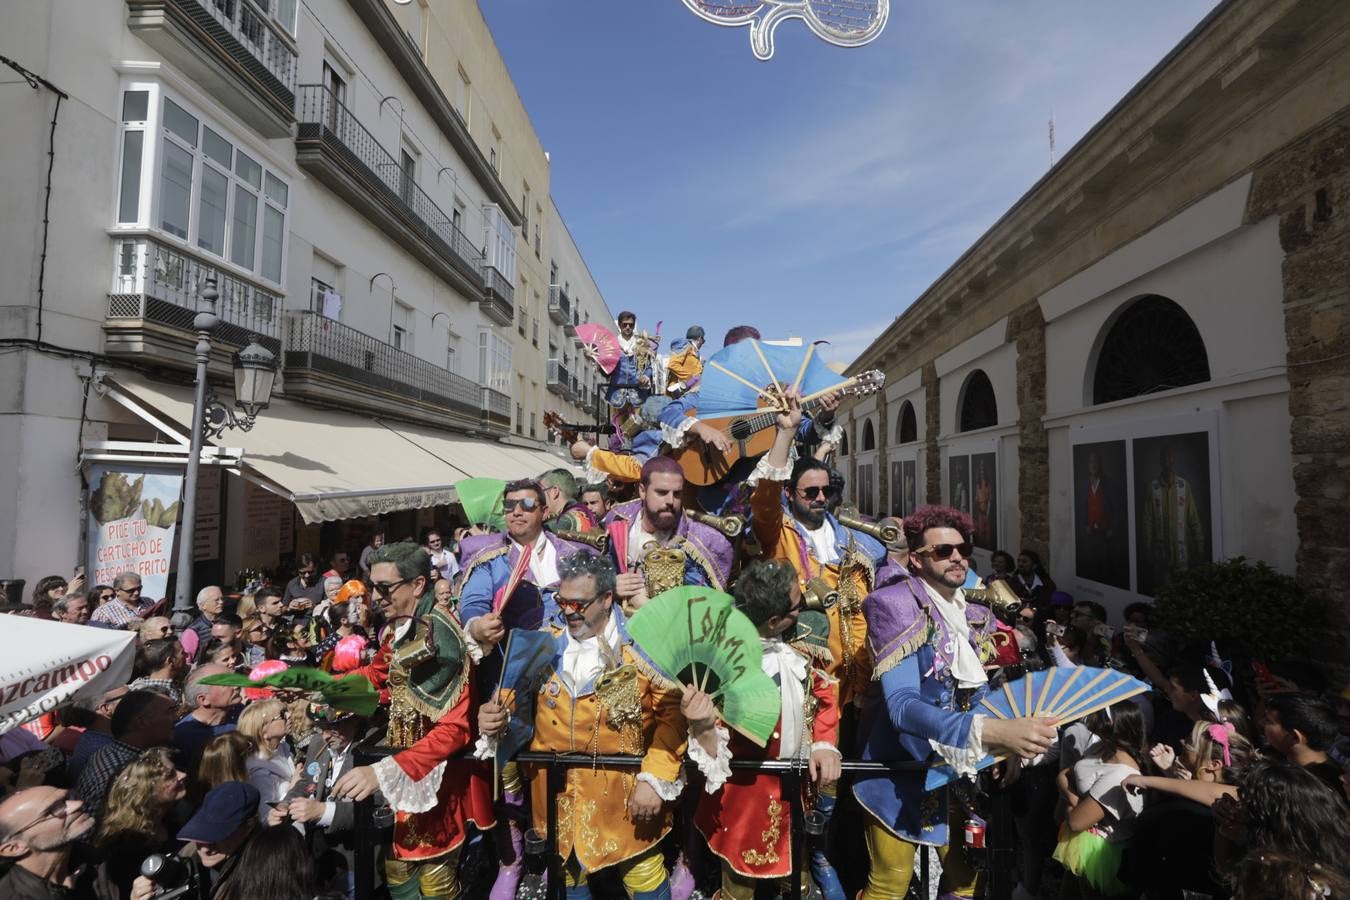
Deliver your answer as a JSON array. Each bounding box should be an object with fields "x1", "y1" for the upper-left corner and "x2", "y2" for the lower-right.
[{"x1": 671, "y1": 370, "x2": 885, "y2": 485}]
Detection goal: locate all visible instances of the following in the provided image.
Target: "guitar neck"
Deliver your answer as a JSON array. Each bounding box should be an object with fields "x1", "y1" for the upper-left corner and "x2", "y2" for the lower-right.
[{"x1": 730, "y1": 383, "x2": 855, "y2": 437}]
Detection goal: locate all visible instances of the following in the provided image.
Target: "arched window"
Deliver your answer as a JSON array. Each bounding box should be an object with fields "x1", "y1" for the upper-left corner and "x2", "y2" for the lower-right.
[
  {"x1": 896, "y1": 401, "x2": 917, "y2": 445},
  {"x1": 957, "y1": 370, "x2": 997, "y2": 432},
  {"x1": 1092, "y1": 295, "x2": 1210, "y2": 405},
  {"x1": 840, "y1": 430, "x2": 849, "y2": 457},
  {"x1": 862, "y1": 419, "x2": 876, "y2": 451}
]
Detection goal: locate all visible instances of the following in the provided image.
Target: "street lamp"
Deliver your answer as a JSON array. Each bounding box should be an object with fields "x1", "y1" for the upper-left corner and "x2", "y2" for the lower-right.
[{"x1": 172, "y1": 277, "x2": 277, "y2": 622}]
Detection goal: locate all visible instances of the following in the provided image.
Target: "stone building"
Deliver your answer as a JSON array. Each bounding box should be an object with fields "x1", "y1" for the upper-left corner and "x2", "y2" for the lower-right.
[{"x1": 840, "y1": 0, "x2": 1350, "y2": 672}]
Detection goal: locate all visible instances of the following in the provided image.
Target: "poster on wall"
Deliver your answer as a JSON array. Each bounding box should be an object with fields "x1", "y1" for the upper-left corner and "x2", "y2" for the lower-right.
[
  {"x1": 1072, "y1": 440, "x2": 1130, "y2": 589},
  {"x1": 857, "y1": 464, "x2": 876, "y2": 517},
  {"x1": 1133, "y1": 431, "x2": 1213, "y2": 596},
  {"x1": 971, "y1": 452, "x2": 997, "y2": 550},
  {"x1": 193, "y1": 467, "x2": 221, "y2": 562},
  {"x1": 902, "y1": 459, "x2": 917, "y2": 516},
  {"x1": 948, "y1": 455, "x2": 970, "y2": 515},
  {"x1": 243, "y1": 480, "x2": 284, "y2": 571},
  {"x1": 86, "y1": 465, "x2": 184, "y2": 602},
  {"x1": 890, "y1": 462, "x2": 903, "y2": 517}
]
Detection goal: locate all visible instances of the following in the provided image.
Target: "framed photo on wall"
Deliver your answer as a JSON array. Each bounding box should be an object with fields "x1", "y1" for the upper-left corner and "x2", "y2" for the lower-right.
[
  {"x1": 1133, "y1": 431, "x2": 1213, "y2": 596},
  {"x1": 948, "y1": 455, "x2": 970, "y2": 515},
  {"x1": 971, "y1": 452, "x2": 997, "y2": 550},
  {"x1": 1072, "y1": 440, "x2": 1130, "y2": 590},
  {"x1": 902, "y1": 459, "x2": 917, "y2": 516}
]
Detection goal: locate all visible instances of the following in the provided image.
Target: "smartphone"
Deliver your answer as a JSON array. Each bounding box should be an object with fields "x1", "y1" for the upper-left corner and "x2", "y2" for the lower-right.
[{"x1": 73, "y1": 565, "x2": 85, "y2": 579}]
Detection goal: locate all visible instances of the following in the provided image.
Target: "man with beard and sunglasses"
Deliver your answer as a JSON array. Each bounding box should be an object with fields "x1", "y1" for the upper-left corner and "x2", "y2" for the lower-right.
[
  {"x1": 330, "y1": 542, "x2": 493, "y2": 900},
  {"x1": 476, "y1": 553, "x2": 689, "y2": 900},
  {"x1": 602, "y1": 456, "x2": 734, "y2": 612},
  {"x1": 751, "y1": 392, "x2": 886, "y2": 713},
  {"x1": 852, "y1": 505, "x2": 1059, "y2": 899}
]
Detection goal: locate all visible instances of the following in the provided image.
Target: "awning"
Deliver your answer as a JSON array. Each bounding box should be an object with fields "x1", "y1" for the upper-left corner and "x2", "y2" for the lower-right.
[{"x1": 97, "y1": 371, "x2": 573, "y2": 523}]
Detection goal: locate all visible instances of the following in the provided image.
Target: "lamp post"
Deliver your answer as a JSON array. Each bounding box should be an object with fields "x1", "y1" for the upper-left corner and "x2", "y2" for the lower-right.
[{"x1": 172, "y1": 277, "x2": 277, "y2": 622}]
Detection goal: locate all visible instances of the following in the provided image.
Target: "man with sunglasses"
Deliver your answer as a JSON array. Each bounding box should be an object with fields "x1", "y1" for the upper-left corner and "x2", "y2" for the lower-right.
[
  {"x1": 459, "y1": 479, "x2": 598, "y2": 668},
  {"x1": 331, "y1": 541, "x2": 492, "y2": 900},
  {"x1": 476, "y1": 553, "x2": 688, "y2": 900},
  {"x1": 0, "y1": 786, "x2": 114, "y2": 898},
  {"x1": 90, "y1": 573, "x2": 151, "y2": 628},
  {"x1": 852, "y1": 505, "x2": 1060, "y2": 899},
  {"x1": 602, "y1": 455, "x2": 733, "y2": 610},
  {"x1": 539, "y1": 468, "x2": 599, "y2": 535},
  {"x1": 751, "y1": 394, "x2": 886, "y2": 713}
]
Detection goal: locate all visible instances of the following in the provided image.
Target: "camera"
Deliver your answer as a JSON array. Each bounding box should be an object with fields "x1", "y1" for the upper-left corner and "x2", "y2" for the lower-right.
[
  {"x1": 140, "y1": 853, "x2": 199, "y2": 900},
  {"x1": 1045, "y1": 621, "x2": 1065, "y2": 638}
]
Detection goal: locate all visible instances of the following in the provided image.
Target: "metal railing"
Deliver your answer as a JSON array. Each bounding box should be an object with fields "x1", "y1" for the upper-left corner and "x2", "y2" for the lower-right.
[
  {"x1": 194, "y1": 0, "x2": 297, "y2": 90},
  {"x1": 284, "y1": 310, "x2": 485, "y2": 415},
  {"x1": 547, "y1": 359, "x2": 569, "y2": 395},
  {"x1": 107, "y1": 235, "x2": 281, "y2": 339},
  {"x1": 482, "y1": 264, "x2": 515, "y2": 313},
  {"x1": 481, "y1": 386, "x2": 510, "y2": 420},
  {"x1": 350, "y1": 748, "x2": 1012, "y2": 900},
  {"x1": 295, "y1": 84, "x2": 485, "y2": 284},
  {"x1": 547, "y1": 284, "x2": 570, "y2": 323}
]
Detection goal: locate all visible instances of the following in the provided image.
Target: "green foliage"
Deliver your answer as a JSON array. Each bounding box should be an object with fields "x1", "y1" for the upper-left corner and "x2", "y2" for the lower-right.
[{"x1": 1151, "y1": 557, "x2": 1322, "y2": 662}]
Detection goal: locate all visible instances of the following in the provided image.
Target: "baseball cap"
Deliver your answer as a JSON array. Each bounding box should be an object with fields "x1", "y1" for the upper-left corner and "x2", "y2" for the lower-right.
[{"x1": 178, "y1": 781, "x2": 259, "y2": 843}]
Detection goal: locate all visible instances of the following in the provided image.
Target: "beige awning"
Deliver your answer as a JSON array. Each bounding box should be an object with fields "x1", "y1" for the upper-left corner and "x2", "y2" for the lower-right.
[{"x1": 100, "y1": 371, "x2": 573, "y2": 523}]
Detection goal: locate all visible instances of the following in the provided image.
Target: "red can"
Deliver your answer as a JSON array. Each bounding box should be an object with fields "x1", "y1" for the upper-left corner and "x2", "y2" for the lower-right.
[{"x1": 964, "y1": 819, "x2": 986, "y2": 849}]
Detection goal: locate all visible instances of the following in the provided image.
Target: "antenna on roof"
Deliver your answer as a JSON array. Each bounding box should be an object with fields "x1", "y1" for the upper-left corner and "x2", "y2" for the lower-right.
[{"x1": 1049, "y1": 112, "x2": 1057, "y2": 168}]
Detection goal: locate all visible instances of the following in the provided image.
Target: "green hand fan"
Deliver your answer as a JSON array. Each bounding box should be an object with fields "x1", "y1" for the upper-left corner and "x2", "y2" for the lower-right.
[
  {"x1": 455, "y1": 477, "x2": 506, "y2": 531},
  {"x1": 627, "y1": 585, "x2": 781, "y2": 747},
  {"x1": 201, "y1": 667, "x2": 380, "y2": 718}
]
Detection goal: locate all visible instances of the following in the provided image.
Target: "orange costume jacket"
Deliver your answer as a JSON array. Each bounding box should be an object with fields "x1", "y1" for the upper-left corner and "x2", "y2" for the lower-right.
[
  {"x1": 354, "y1": 608, "x2": 494, "y2": 861},
  {"x1": 522, "y1": 620, "x2": 688, "y2": 874},
  {"x1": 694, "y1": 645, "x2": 839, "y2": 879},
  {"x1": 750, "y1": 478, "x2": 885, "y2": 714}
]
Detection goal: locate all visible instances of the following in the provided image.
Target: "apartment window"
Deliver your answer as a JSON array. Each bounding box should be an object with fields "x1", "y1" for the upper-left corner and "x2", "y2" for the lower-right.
[
  {"x1": 310, "y1": 277, "x2": 340, "y2": 318},
  {"x1": 534, "y1": 221, "x2": 541, "y2": 260},
  {"x1": 446, "y1": 341, "x2": 458, "y2": 375},
  {"x1": 273, "y1": 0, "x2": 298, "y2": 35},
  {"x1": 399, "y1": 145, "x2": 417, "y2": 206},
  {"x1": 530, "y1": 412, "x2": 537, "y2": 439},
  {"x1": 393, "y1": 302, "x2": 413, "y2": 352},
  {"x1": 521, "y1": 186, "x2": 530, "y2": 237},
  {"x1": 322, "y1": 59, "x2": 347, "y2": 133},
  {"x1": 478, "y1": 330, "x2": 512, "y2": 394},
  {"x1": 481, "y1": 204, "x2": 517, "y2": 283},
  {"x1": 452, "y1": 202, "x2": 464, "y2": 235},
  {"x1": 549, "y1": 261, "x2": 559, "y2": 285},
  {"x1": 117, "y1": 85, "x2": 288, "y2": 284},
  {"x1": 454, "y1": 67, "x2": 471, "y2": 127},
  {"x1": 489, "y1": 128, "x2": 501, "y2": 173}
]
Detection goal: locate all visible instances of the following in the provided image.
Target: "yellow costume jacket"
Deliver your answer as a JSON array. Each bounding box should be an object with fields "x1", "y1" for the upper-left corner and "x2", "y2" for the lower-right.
[
  {"x1": 523, "y1": 616, "x2": 688, "y2": 874},
  {"x1": 750, "y1": 478, "x2": 886, "y2": 715}
]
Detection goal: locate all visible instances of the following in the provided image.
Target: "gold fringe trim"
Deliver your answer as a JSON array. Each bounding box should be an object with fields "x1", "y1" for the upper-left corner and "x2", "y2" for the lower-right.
[
  {"x1": 396, "y1": 610, "x2": 471, "y2": 723},
  {"x1": 869, "y1": 626, "x2": 929, "y2": 680}
]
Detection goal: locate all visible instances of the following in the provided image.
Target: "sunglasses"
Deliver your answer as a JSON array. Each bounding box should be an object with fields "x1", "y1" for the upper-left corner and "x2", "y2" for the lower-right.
[
  {"x1": 796, "y1": 486, "x2": 831, "y2": 500},
  {"x1": 119, "y1": 586, "x2": 142, "y2": 595},
  {"x1": 502, "y1": 497, "x2": 540, "y2": 512},
  {"x1": 556, "y1": 594, "x2": 601, "y2": 614},
  {"x1": 11, "y1": 794, "x2": 79, "y2": 835},
  {"x1": 370, "y1": 578, "x2": 411, "y2": 597},
  {"x1": 914, "y1": 542, "x2": 973, "y2": 560}
]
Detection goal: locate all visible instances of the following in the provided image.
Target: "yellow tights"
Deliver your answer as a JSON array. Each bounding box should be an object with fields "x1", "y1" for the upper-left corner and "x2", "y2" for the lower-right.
[
  {"x1": 861, "y1": 812, "x2": 980, "y2": 899},
  {"x1": 562, "y1": 846, "x2": 668, "y2": 894}
]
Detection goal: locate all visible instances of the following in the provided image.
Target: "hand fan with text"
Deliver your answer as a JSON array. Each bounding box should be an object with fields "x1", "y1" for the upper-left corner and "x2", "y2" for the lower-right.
[
  {"x1": 627, "y1": 585, "x2": 780, "y2": 746},
  {"x1": 200, "y1": 667, "x2": 380, "y2": 718},
  {"x1": 923, "y1": 665, "x2": 1150, "y2": 790}
]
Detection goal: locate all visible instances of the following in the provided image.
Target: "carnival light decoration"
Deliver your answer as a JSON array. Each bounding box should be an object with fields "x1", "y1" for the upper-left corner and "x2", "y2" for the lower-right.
[{"x1": 682, "y1": 0, "x2": 890, "y2": 60}]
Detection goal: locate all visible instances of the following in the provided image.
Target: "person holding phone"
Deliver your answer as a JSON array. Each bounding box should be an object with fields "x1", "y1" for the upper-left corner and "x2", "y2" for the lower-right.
[{"x1": 282, "y1": 554, "x2": 324, "y2": 612}]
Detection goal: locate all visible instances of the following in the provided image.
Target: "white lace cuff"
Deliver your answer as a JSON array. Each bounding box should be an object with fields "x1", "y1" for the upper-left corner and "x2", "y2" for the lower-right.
[
  {"x1": 373, "y1": 756, "x2": 445, "y2": 814},
  {"x1": 687, "y1": 723, "x2": 732, "y2": 793},
  {"x1": 472, "y1": 732, "x2": 497, "y2": 761},
  {"x1": 661, "y1": 415, "x2": 699, "y2": 449},
  {"x1": 811, "y1": 742, "x2": 842, "y2": 757},
  {"x1": 748, "y1": 454, "x2": 793, "y2": 486},
  {"x1": 462, "y1": 620, "x2": 486, "y2": 663},
  {"x1": 929, "y1": 714, "x2": 986, "y2": 778},
  {"x1": 637, "y1": 771, "x2": 685, "y2": 802},
  {"x1": 815, "y1": 422, "x2": 844, "y2": 447}
]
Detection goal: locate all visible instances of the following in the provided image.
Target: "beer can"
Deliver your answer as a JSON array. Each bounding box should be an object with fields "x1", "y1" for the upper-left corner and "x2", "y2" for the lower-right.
[{"x1": 964, "y1": 819, "x2": 986, "y2": 849}]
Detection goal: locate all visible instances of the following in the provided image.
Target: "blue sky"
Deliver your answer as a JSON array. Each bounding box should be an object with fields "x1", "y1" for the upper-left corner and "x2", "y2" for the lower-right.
[{"x1": 479, "y1": 1, "x2": 1221, "y2": 368}]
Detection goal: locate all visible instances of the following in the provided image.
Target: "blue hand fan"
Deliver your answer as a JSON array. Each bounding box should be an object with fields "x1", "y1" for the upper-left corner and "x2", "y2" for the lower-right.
[
  {"x1": 923, "y1": 666, "x2": 1150, "y2": 790},
  {"x1": 697, "y1": 339, "x2": 845, "y2": 419},
  {"x1": 492, "y1": 629, "x2": 557, "y2": 796}
]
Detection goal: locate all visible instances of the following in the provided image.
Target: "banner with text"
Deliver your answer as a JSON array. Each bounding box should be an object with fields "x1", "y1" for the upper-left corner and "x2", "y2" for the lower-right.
[
  {"x1": 0, "y1": 616, "x2": 136, "y2": 734},
  {"x1": 87, "y1": 465, "x2": 184, "y2": 600}
]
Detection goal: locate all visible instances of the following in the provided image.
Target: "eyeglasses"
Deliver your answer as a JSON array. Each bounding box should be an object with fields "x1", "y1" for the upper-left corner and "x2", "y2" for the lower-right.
[
  {"x1": 10, "y1": 794, "x2": 78, "y2": 835},
  {"x1": 370, "y1": 578, "x2": 411, "y2": 597},
  {"x1": 119, "y1": 586, "x2": 142, "y2": 595},
  {"x1": 556, "y1": 594, "x2": 601, "y2": 614},
  {"x1": 268, "y1": 710, "x2": 291, "y2": 725},
  {"x1": 914, "y1": 542, "x2": 973, "y2": 560},
  {"x1": 99, "y1": 593, "x2": 115, "y2": 601},
  {"x1": 795, "y1": 486, "x2": 829, "y2": 500},
  {"x1": 502, "y1": 497, "x2": 540, "y2": 512}
]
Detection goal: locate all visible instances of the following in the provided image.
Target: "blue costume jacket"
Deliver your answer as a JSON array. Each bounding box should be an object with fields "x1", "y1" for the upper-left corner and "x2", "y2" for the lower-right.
[{"x1": 851, "y1": 571, "x2": 997, "y2": 845}]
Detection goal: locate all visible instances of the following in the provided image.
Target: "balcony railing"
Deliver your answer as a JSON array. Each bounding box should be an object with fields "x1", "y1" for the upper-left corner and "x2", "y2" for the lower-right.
[
  {"x1": 284, "y1": 311, "x2": 486, "y2": 418},
  {"x1": 481, "y1": 265, "x2": 514, "y2": 325},
  {"x1": 196, "y1": 0, "x2": 296, "y2": 91},
  {"x1": 547, "y1": 359, "x2": 568, "y2": 396},
  {"x1": 481, "y1": 386, "x2": 510, "y2": 425},
  {"x1": 547, "y1": 284, "x2": 570, "y2": 324},
  {"x1": 107, "y1": 235, "x2": 281, "y2": 345},
  {"x1": 295, "y1": 85, "x2": 486, "y2": 291}
]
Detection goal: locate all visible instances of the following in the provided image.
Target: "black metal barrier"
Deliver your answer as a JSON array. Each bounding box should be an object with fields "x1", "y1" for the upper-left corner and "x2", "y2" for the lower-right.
[{"x1": 352, "y1": 745, "x2": 1017, "y2": 900}]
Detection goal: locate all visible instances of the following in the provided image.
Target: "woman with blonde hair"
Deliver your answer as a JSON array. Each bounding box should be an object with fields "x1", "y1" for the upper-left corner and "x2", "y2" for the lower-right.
[
  {"x1": 240, "y1": 615, "x2": 269, "y2": 667},
  {"x1": 96, "y1": 747, "x2": 188, "y2": 896},
  {"x1": 236, "y1": 698, "x2": 296, "y2": 819}
]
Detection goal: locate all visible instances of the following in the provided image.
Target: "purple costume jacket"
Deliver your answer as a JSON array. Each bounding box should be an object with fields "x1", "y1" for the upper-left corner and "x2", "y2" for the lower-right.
[
  {"x1": 601, "y1": 499, "x2": 735, "y2": 591},
  {"x1": 852, "y1": 569, "x2": 998, "y2": 845}
]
